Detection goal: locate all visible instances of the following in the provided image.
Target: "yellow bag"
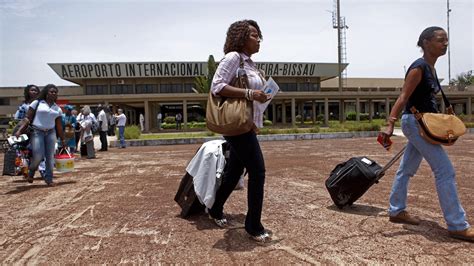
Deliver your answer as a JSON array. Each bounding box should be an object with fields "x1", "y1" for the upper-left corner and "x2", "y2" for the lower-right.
[
  {"x1": 411, "y1": 106, "x2": 466, "y2": 146},
  {"x1": 206, "y1": 56, "x2": 254, "y2": 136}
]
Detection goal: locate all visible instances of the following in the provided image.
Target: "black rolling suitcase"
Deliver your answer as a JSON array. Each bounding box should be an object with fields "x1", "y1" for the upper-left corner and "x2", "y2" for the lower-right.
[
  {"x1": 326, "y1": 146, "x2": 406, "y2": 209},
  {"x1": 174, "y1": 172, "x2": 205, "y2": 218}
]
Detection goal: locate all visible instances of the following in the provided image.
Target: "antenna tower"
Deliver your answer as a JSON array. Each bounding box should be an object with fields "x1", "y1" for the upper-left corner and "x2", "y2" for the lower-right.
[{"x1": 332, "y1": 0, "x2": 348, "y2": 88}]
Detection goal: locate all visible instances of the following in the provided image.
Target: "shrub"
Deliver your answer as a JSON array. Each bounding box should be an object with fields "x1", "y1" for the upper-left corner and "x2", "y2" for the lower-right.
[
  {"x1": 164, "y1": 116, "x2": 175, "y2": 124},
  {"x1": 465, "y1": 122, "x2": 474, "y2": 128},
  {"x1": 263, "y1": 120, "x2": 273, "y2": 126},
  {"x1": 346, "y1": 111, "x2": 357, "y2": 121},
  {"x1": 309, "y1": 126, "x2": 320, "y2": 133},
  {"x1": 316, "y1": 114, "x2": 324, "y2": 121},
  {"x1": 345, "y1": 123, "x2": 381, "y2": 132},
  {"x1": 360, "y1": 113, "x2": 370, "y2": 121},
  {"x1": 162, "y1": 123, "x2": 175, "y2": 129},
  {"x1": 295, "y1": 115, "x2": 302, "y2": 122},
  {"x1": 116, "y1": 125, "x2": 141, "y2": 139},
  {"x1": 188, "y1": 122, "x2": 206, "y2": 129}
]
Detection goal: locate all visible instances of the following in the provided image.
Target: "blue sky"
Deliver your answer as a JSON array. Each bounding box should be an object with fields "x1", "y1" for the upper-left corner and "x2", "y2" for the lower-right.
[{"x1": 0, "y1": 0, "x2": 472, "y2": 86}]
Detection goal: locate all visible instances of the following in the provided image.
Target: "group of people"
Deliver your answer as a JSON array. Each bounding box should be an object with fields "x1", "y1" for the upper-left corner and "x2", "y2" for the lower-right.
[
  {"x1": 13, "y1": 84, "x2": 128, "y2": 186},
  {"x1": 9, "y1": 20, "x2": 472, "y2": 244},
  {"x1": 204, "y1": 20, "x2": 473, "y2": 243}
]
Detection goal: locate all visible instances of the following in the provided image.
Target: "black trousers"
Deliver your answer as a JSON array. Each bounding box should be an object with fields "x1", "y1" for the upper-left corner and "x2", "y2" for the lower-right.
[
  {"x1": 209, "y1": 131, "x2": 266, "y2": 236},
  {"x1": 99, "y1": 131, "x2": 108, "y2": 151}
]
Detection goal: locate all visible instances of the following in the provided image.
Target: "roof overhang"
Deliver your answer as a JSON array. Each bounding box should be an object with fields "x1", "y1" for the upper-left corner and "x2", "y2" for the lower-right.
[{"x1": 48, "y1": 61, "x2": 348, "y2": 86}]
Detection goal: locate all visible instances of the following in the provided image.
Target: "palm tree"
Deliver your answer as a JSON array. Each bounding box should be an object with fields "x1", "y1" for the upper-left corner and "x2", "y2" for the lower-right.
[
  {"x1": 193, "y1": 55, "x2": 216, "y2": 93},
  {"x1": 449, "y1": 70, "x2": 473, "y2": 91}
]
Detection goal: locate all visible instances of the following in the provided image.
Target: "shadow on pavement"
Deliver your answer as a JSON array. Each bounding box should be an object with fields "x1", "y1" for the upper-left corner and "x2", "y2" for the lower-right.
[
  {"x1": 4, "y1": 180, "x2": 77, "y2": 195},
  {"x1": 326, "y1": 203, "x2": 386, "y2": 217}
]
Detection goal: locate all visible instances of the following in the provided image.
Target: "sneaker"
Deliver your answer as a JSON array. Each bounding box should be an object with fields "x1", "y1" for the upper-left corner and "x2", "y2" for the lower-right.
[
  {"x1": 212, "y1": 217, "x2": 228, "y2": 228},
  {"x1": 449, "y1": 228, "x2": 474, "y2": 242},
  {"x1": 206, "y1": 208, "x2": 228, "y2": 228},
  {"x1": 250, "y1": 230, "x2": 273, "y2": 243},
  {"x1": 389, "y1": 211, "x2": 420, "y2": 225}
]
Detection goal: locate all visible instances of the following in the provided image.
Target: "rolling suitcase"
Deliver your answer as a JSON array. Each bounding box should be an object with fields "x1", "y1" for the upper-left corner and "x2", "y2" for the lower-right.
[
  {"x1": 174, "y1": 172, "x2": 205, "y2": 218},
  {"x1": 326, "y1": 146, "x2": 406, "y2": 209}
]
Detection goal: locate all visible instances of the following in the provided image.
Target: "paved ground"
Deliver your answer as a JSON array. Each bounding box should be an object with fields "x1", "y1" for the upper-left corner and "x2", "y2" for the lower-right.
[{"x1": 0, "y1": 134, "x2": 473, "y2": 264}]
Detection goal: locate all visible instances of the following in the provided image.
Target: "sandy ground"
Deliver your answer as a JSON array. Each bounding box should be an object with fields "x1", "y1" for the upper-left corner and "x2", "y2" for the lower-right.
[{"x1": 0, "y1": 134, "x2": 473, "y2": 264}]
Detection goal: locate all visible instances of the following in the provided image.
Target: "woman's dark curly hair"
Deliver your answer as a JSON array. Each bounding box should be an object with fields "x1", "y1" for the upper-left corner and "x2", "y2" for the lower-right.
[
  {"x1": 223, "y1": 19, "x2": 262, "y2": 54},
  {"x1": 23, "y1": 84, "x2": 39, "y2": 103},
  {"x1": 38, "y1": 84, "x2": 58, "y2": 101}
]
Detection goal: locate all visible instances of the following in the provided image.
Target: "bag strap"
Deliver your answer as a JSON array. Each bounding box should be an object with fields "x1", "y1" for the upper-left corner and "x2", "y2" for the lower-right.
[
  {"x1": 432, "y1": 69, "x2": 455, "y2": 115},
  {"x1": 411, "y1": 63, "x2": 454, "y2": 115},
  {"x1": 236, "y1": 54, "x2": 250, "y2": 90}
]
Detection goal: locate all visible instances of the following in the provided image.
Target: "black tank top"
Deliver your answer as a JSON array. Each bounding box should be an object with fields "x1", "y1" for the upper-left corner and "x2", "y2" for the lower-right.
[{"x1": 403, "y1": 58, "x2": 440, "y2": 114}]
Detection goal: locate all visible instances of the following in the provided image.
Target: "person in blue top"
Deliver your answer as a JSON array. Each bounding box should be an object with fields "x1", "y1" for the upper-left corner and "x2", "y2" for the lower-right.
[
  {"x1": 61, "y1": 105, "x2": 77, "y2": 153},
  {"x1": 15, "y1": 84, "x2": 65, "y2": 186},
  {"x1": 382, "y1": 26, "x2": 473, "y2": 242},
  {"x1": 14, "y1": 85, "x2": 39, "y2": 120},
  {"x1": 13, "y1": 84, "x2": 47, "y2": 179}
]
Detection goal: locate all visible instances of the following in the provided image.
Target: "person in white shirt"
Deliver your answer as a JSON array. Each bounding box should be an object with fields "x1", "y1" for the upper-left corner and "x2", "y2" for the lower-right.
[
  {"x1": 139, "y1": 113, "x2": 145, "y2": 132},
  {"x1": 77, "y1": 105, "x2": 97, "y2": 159},
  {"x1": 157, "y1": 112, "x2": 162, "y2": 130},
  {"x1": 114, "y1": 109, "x2": 127, "y2": 148},
  {"x1": 97, "y1": 105, "x2": 109, "y2": 151},
  {"x1": 15, "y1": 84, "x2": 65, "y2": 186}
]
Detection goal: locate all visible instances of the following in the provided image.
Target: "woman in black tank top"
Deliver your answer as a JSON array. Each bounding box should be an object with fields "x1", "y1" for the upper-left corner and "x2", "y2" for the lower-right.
[{"x1": 382, "y1": 26, "x2": 473, "y2": 242}]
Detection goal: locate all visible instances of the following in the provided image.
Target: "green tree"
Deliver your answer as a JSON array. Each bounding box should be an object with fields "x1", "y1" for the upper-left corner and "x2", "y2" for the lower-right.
[
  {"x1": 194, "y1": 55, "x2": 217, "y2": 93},
  {"x1": 450, "y1": 70, "x2": 473, "y2": 91}
]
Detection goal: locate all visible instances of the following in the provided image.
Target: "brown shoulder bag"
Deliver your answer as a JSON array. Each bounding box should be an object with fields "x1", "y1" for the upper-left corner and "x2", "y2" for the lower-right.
[
  {"x1": 206, "y1": 55, "x2": 254, "y2": 136},
  {"x1": 410, "y1": 79, "x2": 466, "y2": 146}
]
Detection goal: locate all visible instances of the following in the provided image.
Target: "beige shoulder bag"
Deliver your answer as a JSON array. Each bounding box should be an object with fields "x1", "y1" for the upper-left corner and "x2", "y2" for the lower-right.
[
  {"x1": 206, "y1": 55, "x2": 254, "y2": 136},
  {"x1": 410, "y1": 71, "x2": 466, "y2": 145}
]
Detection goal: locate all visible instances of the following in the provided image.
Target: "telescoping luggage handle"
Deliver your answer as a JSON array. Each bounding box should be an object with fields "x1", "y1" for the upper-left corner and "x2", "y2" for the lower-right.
[{"x1": 376, "y1": 145, "x2": 406, "y2": 179}]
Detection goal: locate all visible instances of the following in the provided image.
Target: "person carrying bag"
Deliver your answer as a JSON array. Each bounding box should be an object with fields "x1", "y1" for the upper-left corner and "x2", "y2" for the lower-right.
[
  {"x1": 204, "y1": 19, "x2": 273, "y2": 243},
  {"x1": 382, "y1": 26, "x2": 473, "y2": 242}
]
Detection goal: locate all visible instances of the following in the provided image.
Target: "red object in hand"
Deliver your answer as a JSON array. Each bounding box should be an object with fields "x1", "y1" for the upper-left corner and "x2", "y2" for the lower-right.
[{"x1": 377, "y1": 132, "x2": 393, "y2": 151}]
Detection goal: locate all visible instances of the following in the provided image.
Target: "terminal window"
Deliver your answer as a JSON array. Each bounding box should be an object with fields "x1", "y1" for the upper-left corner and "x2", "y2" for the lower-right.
[
  {"x1": 136, "y1": 84, "x2": 159, "y2": 94},
  {"x1": 160, "y1": 84, "x2": 183, "y2": 93},
  {"x1": 299, "y1": 83, "x2": 320, "y2": 92},
  {"x1": 111, "y1": 85, "x2": 134, "y2": 94},
  {"x1": 183, "y1": 83, "x2": 194, "y2": 93},
  {"x1": 85, "y1": 85, "x2": 108, "y2": 95},
  {"x1": 0, "y1": 98, "x2": 10, "y2": 105},
  {"x1": 279, "y1": 83, "x2": 297, "y2": 92}
]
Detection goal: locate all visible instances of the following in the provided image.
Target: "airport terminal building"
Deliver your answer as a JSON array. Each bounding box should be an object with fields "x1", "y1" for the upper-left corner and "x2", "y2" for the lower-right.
[{"x1": 1, "y1": 60, "x2": 473, "y2": 131}]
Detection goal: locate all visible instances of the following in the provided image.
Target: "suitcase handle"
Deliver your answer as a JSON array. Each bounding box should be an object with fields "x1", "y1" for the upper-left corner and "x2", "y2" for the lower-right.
[{"x1": 376, "y1": 145, "x2": 406, "y2": 180}]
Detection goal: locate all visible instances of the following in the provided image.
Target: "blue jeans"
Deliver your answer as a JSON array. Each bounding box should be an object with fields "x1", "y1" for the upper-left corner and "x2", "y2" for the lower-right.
[
  {"x1": 118, "y1": 126, "x2": 125, "y2": 148},
  {"x1": 30, "y1": 128, "x2": 56, "y2": 184},
  {"x1": 209, "y1": 131, "x2": 266, "y2": 236},
  {"x1": 388, "y1": 114, "x2": 469, "y2": 231}
]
